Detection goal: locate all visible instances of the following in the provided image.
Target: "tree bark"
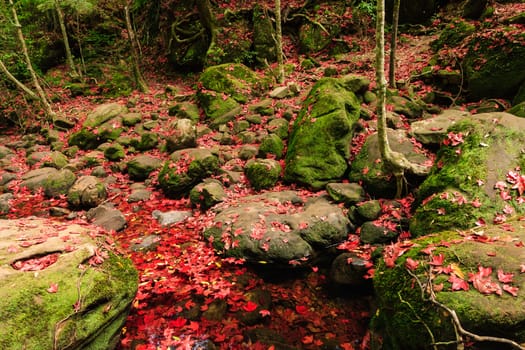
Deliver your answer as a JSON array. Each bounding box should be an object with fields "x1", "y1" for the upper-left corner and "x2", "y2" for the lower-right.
[
  {"x1": 196, "y1": 0, "x2": 218, "y2": 65},
  {"x1": 376, "y1": 0, "x2": 429, "y2": 197},
  {"x1": 8, "y1": 0, "x2": 54, "y2": 118},
  {"x1": 275, "y1": 0, "x2": 284, "y2": 83},
  {"x1": 125, "y1": 1, "x2": 149, "y2": 93},
  {"x1": 388, "y1": 0, "x2": 400, "y2": 88},
  {"x1": 54, "y1": 0, "x2": 79, "y2": 78},
  {"x1": 0, "y1": 59, "x2": 39, "y2": 100}
]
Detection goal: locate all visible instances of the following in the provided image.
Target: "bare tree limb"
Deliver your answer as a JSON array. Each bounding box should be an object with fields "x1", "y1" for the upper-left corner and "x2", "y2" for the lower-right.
[{"x1": 0, "y1": 59, "x2": 39, "y2": 100}]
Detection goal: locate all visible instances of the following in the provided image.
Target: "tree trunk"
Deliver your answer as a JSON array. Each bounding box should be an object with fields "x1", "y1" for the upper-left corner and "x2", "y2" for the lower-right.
[
  {"x1": 0, "y1": 59, "x2": 39, "y2": 100},
  {"x1": 125, "y1": 2, "x2": 149, "y2": 93},
  {"x1": 8, "y1": 0, "x2": 54, "y2": 118},
  {"x1": 54, "y1": 0, "x2": 79, "y2": 78},
  {"x1": 275, "y1": 0, "x2": 284, "y2": 83},
  {"x1": 376, "y1": 0, "x2": 429, "y2": 197},
  {"x1": 196, "y1": 0, "x2": 218, "y2": 65},
  {"x1": 388, "y1": 0, "x2": 400, "y2": 88}
]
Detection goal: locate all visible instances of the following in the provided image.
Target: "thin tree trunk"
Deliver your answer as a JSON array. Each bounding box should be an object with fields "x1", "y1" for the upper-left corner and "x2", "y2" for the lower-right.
[
  {"x1": 376, "y1": 0, "x2": 429, "y2": 197},
  {"x1": 125, "y1": 2, "x2": 149, "y2": 92},
  {"x1": 0, "y1": 59, "x2": 39, "y2": 100},
  {"x1": 54, "y1": 0, "x2": 79, "y2": 78},
  {"x1": 389, "y1": 0, "x2": 400, "y2": 88},
  {"x1": 8, "y1": 0, "x2": 54, "y2": 118},
  {"x1": 376, "y1": 0, "x2": 389, "y2": 163},
  {"x1": 196, "y1": 0, "x2": 218, "y2": 66},
  {"x1": 275, "y1": 0, "x2": 284, "y2": 83}
]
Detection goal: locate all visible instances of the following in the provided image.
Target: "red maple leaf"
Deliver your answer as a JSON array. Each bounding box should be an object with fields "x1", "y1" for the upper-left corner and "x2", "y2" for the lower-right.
[
  {"x1": 497, "y1": 269, "x2": 514, "y2": 283},
  {"x1": 405, "y1": 258, "x2": 419, "y2": 271},
  {"x1": 295, "y1": 305, "x2": 308, "y2": 315},
  {"x1": 242, "y1": 301, "x2": 258, "y2": 312},
  {"x1": 448, "y1": 274, "x2": 469, "y2": 291},
  {"x1": 47, "y1": 282, "x2": 59, "y2": 293},
  {"x1": 429, "y1": 253, "x2": 444, "y2": 266},
  {"x1": 502, "y1": 284, "x2": 519, "y2": 297}
]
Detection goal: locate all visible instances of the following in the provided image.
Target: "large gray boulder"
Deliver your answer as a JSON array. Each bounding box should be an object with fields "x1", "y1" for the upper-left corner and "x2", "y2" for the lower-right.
[
  {"x1": 0, "y1": 217, "x2": 137, "y2": 350},
  {"x1": 349, "y1": 129, "x2": 433, "y2": 198},
  {"x1": 20, "y1": 167, "x2": 76, "y2": 198},
  {"x1": 204, "y1": 191, "x2": 350, "y2": 266}
]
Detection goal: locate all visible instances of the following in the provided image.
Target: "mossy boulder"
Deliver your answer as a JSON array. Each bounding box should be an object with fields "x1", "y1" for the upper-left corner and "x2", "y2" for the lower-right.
[
  {"x1": 430, "y1": 19, "x2": 476, "y2": 52},
  {"x1": 67, "y1": 175, "x2": 107, "y2": 208},
  {"x1": 411, "y1": 112, "x2": 525, "y2": 236},
  {"x1": 26, "y1": 151, "x2": 68, "y2": 169},
  {"x1": 463, "y1": 28, "x2": 525, "y2": 100},
  {"x1": 83, "y1": 103, "x2": 127, "y2": 129},
  {"x1": 158, "y1": 148, "x2": 219, "y2": 198},
  {"x1": 126, "y1": 155, "x2": 163, "y2": 181},
  {"x1": 508, "y1": 101, "x2": 525, "y2": 118},
  {"x1": 68, "y1": 128, "x2": 101, "y2": 150},
  {"x1": 168, "y1": 102, "x2": 200, "y2": 122},
  {"x1": 372, "y1": 220, "x2": 525, "y2": 349},
  {"x1": 349, "y1": 129, "x2": 432, "y2": 198},
  {"x1": 0, "y1": 217, "x2": 137, "y2": 350},
  {"x1": 252, "y1": 4, "x2": 276, "y2": 63},
  {"x1": 69, "y1": 117, "x2": 124, "y2": 151},
  {"x1": 132, "y1": 132, "x2": 159, "y2": 152},
  {"x1": 245, "y1": 158, "x2": 281, "y2": 191},
  {"x1": 284, "y1": 77, "x2": 361, "y2": 190},
  {"x1": 197, "y1": 63, "x2": 271, "y2": 123},
  {"x1": 189, "y1": 179, "x2": 226, "y2": 210},
  {"x1": 104, "y1": 143, "x2": 125, "y2": 161},
  {"x1": 258, "y1": 134, "x2": 285, "y2": 159}
]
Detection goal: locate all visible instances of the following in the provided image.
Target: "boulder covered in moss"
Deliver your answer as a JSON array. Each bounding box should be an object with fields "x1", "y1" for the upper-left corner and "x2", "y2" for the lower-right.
[
  {"x1": 83, "y1": 102, "x2": 128, "y2": 129},
  {"x1": 372, "y1": 220, "x2": 525, "y2": 349},
  {"x1": 197, "y1": 63, "x2": 270, "y2": 123},
  {"x1": 284, "y1": 77, "x2": 362, "y2": 190},
  {"x1": 463, "y1": 28, "x2": 525, "y2": 101},
  {"x1": 258, "y1": 134, "x2": 285, "y2": 159},
  {"x1": 26, "y1": 150, "x2": 69, "y2": 169},
  {"x1": 244, "y1": 158, "x2": 281, "y2": 191},
  {"x1": 410, "y1": 112, "x2": 525, "y2": 236},
  {"x1": 126, "y1": 155, "x2": 163, "y2": 181},
  {"x1": 349, "y1": 129, "x2": 432, "y2": 198},
  {"x1": 67, "y1": 175, "x2": 107, "y2": 208},
  {"x1": 158, "y1": 148, "x2": 219, "y2": 198},
  {"x1": 0, "y1": 217, "x2": 137, "y2": 350},
  {"x1": 189, "y1": 179, "x2": 226, "y2": 210}
]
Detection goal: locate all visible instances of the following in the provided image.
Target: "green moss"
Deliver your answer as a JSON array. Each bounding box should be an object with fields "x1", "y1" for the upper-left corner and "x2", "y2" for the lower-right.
[
  {"x1": 104, "y1": 144, "x2": 126, "y2": 161},
  {"x1": 0, "y1": 249, "x2": 137, "y2": 350},
  {"x1": 463, "y1": 28, "x2": 525, "y2": 99},
  {"x1": 158, "y1": 153, "x2": 219, "y2": 198},
  {"x1": 258, "y1": 134, "x2": 284, "y2": 159},
  {"x1": 245, "y1": 159, "x2": 281, "y2": 191},
  {"x1": 69, "y1": 129, "x2": 101, "y2": 150},
  {"x1": 285, "y1": 77, "x2": 361, "y2": 189},
  {"x1": 431, "y1": 19, "x2": 475, "y2": 51},
  {"x1": 412, "y1": 118, "x2": 525, "y2": 236},
  {"x1": 43, "y1": 169, "x2": 76, "y2": 198}
]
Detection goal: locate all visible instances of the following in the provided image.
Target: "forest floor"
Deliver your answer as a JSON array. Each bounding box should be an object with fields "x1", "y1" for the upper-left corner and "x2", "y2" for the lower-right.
[{"x1": 2, "y1": 3, "x2": 524, "y2": 350}]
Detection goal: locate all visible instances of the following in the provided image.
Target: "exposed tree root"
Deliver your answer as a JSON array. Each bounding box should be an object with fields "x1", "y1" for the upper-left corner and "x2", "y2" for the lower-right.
[{"x1": 405, "y1": 268, "x2": 525, "y2": 350}]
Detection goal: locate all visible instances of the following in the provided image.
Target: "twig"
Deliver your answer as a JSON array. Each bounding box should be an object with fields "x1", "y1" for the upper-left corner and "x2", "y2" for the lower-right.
[
  {"x1": 53, "y1": 268, "x2": 87, "y2": 350},
  {"x1": 405, "y1": 268, "x2": 525, "y2": 349}
]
